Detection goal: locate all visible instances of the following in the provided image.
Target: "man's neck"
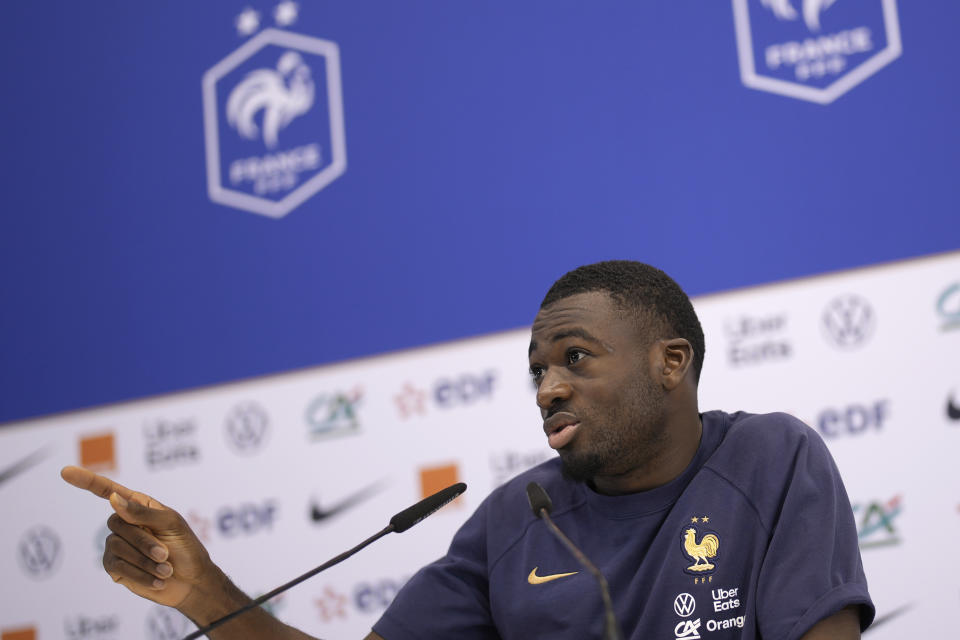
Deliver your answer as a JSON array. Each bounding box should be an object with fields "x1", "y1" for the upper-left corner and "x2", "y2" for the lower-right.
[{"x1": 591, "y1": 411, "x2": 703, "y2": 496}]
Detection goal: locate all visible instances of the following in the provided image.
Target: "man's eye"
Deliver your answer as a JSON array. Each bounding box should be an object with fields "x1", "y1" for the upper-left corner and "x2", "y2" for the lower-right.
[
  {"x1": 529, "y1": 365, "x2": 544, "y2": 381},
  {"x1": 567, "y1": 349, "x2": 586, "y2": 365}
]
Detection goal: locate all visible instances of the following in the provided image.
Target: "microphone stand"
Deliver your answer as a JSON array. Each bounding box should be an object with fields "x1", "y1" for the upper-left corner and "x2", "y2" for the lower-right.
[
  {"x1": 182, "y1": 524, "x2": 395, "y2": 639},
  {"x1": 179, "y1": 482, "x2": 466, "y2": 639},
  {"x1": 536, "y1": 507, "x2": 621, "y2": 640}
]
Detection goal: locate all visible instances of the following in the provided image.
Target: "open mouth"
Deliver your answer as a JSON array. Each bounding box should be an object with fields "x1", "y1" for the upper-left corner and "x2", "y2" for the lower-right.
[{"x1": 544, "y1": 414, "x2": 581, "y2": 450}]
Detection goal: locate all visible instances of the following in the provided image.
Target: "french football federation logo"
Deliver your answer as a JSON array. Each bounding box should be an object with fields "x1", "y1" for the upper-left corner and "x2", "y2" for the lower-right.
[
  {"x1": 733, "y1": 0, "x2": 902, "y2": 104},
  {"x1": 681, "y1": 516, "x2": 720, "y2": 583},
  {"x1": 761, "y1": 0, "x2": 836, "y2": 31},
  {"x1": 226, "y1": 51, "x2": 315, "y2": 149},
  {"x1": 203, "y1": 28, "x2": 346, "y2": 218}
]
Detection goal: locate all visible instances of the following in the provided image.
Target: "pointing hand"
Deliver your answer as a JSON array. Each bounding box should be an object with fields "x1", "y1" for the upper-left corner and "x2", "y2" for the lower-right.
[{"x1": 61, "y1": 465, "x2": 214, "y2": 610}]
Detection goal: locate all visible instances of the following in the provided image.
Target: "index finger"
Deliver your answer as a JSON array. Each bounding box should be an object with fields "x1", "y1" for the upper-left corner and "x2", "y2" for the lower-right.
[{"x1": 61, "y1": 465, "x2": 137, "y2": 501}]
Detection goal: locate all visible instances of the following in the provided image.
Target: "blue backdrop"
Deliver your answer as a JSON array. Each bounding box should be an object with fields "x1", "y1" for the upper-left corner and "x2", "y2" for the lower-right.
[{"x1": 1, "y1": 1, "x2": 956, "y2": 423}]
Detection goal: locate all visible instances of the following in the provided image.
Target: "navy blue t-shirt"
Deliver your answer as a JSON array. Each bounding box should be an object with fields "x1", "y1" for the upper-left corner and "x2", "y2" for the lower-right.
[{"x1": 374, "y1": 411, "x2": 874, "y2": 640}]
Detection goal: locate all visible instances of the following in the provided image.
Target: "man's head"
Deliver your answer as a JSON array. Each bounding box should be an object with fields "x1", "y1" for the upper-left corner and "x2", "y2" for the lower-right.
[
  {"x1": 529, "y1": 261, "x2": 704, "y2": 493},
  {"x1": 540, "y1": 260, "x2": 705, "y2": 382}
]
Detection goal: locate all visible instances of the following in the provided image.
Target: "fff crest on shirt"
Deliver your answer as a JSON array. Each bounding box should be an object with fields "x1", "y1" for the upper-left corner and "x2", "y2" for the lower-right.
[{"x1": 680, "y1": 516, "x2": 720, "y2": 584}]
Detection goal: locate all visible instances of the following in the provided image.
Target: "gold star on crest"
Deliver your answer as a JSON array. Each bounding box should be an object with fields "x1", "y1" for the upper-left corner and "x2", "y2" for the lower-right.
[
  {"x1": 702, "y1": 516, "x2": 710, "y2": 523},
  {"x1": 691, "y1": 517, "x2": 699, "y2": 523}
]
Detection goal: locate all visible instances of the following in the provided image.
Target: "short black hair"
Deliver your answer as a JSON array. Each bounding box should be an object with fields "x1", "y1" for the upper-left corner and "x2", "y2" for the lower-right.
[{"x1": 541, "y1": 260, "x2": 705, "y2": 381}]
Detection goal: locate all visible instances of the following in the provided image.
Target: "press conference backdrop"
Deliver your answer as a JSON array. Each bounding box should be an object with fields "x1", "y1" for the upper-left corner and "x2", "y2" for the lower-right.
[
  {"x1": 1, "y1": 0, "x2": 958, "y2": 425},
  {"x1": 1, "y1": 1, "x2": 958, "y2": 639},
  {"x1": 2, "y1": 251, "x2": 958, "y2": 640}
]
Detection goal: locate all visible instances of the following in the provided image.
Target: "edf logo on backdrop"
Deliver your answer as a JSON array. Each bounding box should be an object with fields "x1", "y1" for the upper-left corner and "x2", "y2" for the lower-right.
[
  {"x1": 732, "y1": 0, "x2": 902, "y2": 104},
  {"x1": 202, "y1": 3, "x2": 347, "y2": 218}
]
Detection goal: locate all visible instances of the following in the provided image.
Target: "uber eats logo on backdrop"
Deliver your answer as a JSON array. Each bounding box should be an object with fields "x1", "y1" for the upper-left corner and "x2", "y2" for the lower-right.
[{"x1": 144, "y1": 417, "x2": 200, "y2": 470}]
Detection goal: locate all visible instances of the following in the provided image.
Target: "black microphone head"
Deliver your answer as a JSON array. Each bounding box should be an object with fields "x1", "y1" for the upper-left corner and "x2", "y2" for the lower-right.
[
  {"x1": 526, "y1": 482, "x2": 553, "y2": 517},
  {"x1": 389, "y1": 482, "x2": 466, "y2": 533}
]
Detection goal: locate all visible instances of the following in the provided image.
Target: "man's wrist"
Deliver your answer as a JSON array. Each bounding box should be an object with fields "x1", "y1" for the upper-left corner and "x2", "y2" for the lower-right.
[{"x1": 177, "y1": 566, "x2": 250, "y2": 627}]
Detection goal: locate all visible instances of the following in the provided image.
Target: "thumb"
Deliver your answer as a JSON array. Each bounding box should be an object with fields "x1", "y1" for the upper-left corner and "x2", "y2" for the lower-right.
[{"x1": 109, "y1": 492, "x2": 165, "y2": 527}]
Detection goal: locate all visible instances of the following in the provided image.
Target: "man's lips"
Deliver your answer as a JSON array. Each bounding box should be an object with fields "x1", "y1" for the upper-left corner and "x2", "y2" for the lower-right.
[{"x1": 543, "y1": 412, "x2": 580, "y2": 450}]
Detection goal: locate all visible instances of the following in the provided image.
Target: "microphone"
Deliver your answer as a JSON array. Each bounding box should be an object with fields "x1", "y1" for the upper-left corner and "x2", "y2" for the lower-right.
[
  {"x1": 391, "y1": 482, "x2": 466, "y2": 532},
  {"x1": 526, "y1": 482, "x2": 621, "y2": 640},
  {"x1": 181, "y1": 482, "x2": 467, "y2": 640}
]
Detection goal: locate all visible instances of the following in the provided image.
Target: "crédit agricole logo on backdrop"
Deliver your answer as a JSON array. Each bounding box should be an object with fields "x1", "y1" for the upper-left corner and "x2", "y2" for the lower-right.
[
  {"x1": 732, "y1": 0, "x2": 902, "y2": 104},
  {"x1": 202, "y1": 3, "x2": 346, "y2": 218}
]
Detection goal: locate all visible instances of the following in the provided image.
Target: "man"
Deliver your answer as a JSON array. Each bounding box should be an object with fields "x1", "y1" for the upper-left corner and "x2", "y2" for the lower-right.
[{"x1": 63, "y1": 261, "x2": 873, "y2": 639}]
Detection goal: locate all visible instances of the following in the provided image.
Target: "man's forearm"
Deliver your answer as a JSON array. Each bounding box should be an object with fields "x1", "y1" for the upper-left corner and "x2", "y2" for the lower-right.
[{"x1": 178, "y1": 567, "x2": 321, "y2": 640}]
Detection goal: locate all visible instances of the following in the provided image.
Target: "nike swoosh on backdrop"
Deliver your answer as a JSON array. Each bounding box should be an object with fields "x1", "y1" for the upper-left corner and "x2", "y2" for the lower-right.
[
  {"x1": 310, "y1": 482, "x2": 384, "y2": 523},
  {"x1": 0, "y1": 447, "x2": 51, "y2": 489},
  {"x1": 528, "y1": 567, "x2": 578, "y2": 584},
  {"x1": 947, "y1": 394, "x2": 960, "y2": 421},
  {"x1": 863, "y1": 603, "x2": 913, "y2": 633}
]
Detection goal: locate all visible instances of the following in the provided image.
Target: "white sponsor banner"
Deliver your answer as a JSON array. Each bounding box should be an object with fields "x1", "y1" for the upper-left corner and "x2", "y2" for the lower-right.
[{"x1": 1, "y1": 250, "x2": 957, "y2": 638}]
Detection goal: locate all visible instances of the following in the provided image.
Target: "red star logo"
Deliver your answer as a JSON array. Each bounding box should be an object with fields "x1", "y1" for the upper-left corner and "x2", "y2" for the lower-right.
[
  {"x1": 394, "y1": 382, "x2": 427, "y2": 418},
  {"x1": 187, "y1": 511, "x2": 212, "y2": 543},
  {"x1": 315, "y1": 586, "x2": 349, "y2": 621}
]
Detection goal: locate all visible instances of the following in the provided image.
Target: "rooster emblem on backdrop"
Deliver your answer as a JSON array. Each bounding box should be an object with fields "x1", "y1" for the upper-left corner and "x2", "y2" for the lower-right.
[
  {"x1": 226, "y1": 50, "x2": 315, "y2": 149},
  {"x1": 761, "y1": 0, "x2": 838, "y2": 31},
  {"x1": 683, "y1": 527, "x2": 720, "y2": 572}
]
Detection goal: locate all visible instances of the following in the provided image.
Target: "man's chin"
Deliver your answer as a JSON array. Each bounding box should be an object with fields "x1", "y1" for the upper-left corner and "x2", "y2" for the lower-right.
[{"x1": 558, "y1": 451, "x2": 603, "y2": 484}]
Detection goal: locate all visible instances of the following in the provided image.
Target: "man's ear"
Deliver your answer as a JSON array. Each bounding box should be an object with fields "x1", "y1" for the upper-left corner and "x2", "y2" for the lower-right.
[{"x1": 655, "y1": 338, "x2": 693, "y2": 390}]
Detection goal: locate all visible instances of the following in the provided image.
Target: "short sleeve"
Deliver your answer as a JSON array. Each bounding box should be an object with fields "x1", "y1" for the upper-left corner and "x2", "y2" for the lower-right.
[
  {"x1": 373, "y1": 499, "x2": 499, "y2": 640},
  {"x1": 754, "y1": 421, "x2": 875, "y2": 640}
]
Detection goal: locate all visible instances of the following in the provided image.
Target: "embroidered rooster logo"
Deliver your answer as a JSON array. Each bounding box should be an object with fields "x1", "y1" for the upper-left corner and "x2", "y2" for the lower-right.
[
  {"x1": 226, "y1": 50, "x2": 315, "y2": 149},
  {"x1": 760, "y1": 0, "x2": 837, "y2": 31},
  {"x1": 683, "y1": 527, "x2": 720, "y2": 572}
]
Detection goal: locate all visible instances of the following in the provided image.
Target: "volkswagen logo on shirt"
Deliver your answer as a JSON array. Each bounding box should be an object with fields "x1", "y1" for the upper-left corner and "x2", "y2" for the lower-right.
[
  {"x1": 18, "y1": 525, "x2": 61, "y2": 579},
  {"x1": 224, "y1": 401, "x2": 270, "y2": 454},
  {"x1": 821, "y1": 294, "x2": 875, "y2": 349},
  {"x1": 674, "y1": 592, "x2": 697, "y2": 617}
]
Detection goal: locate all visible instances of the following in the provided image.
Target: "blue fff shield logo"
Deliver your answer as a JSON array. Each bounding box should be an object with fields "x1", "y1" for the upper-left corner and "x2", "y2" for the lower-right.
[
  {"x1": 202, "y1": 29, "x2": 346, "y2": 218},
  {"x1": 732, "y1": 0, "x2": 902, "y2": 104}
]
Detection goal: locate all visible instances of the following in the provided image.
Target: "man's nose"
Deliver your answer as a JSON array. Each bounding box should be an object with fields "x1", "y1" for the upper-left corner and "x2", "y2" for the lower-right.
[{"x1": 536, "y1": 370, "x2": 573, "y2": 410}]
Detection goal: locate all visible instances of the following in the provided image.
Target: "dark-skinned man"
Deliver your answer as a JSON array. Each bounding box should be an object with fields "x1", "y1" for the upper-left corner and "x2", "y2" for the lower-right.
[{"x1": 63, "y1": 260, "x2": 873, "y2": 639}]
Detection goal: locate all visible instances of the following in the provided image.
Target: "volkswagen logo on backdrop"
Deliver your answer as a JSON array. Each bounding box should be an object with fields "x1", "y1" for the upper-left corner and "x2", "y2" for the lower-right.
[
  {"x1": 224, "y1": 401, "x2": 270, "y2": 454},
  {"x1": 821, "y1": 294, "x2": 875, "y2": 349},
  {"x1": 937, "y1": 282, "x2": 960, "y2": 331},
  {"x1": 18, "y1": 525, "x2": 61, "y2": 578}
]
